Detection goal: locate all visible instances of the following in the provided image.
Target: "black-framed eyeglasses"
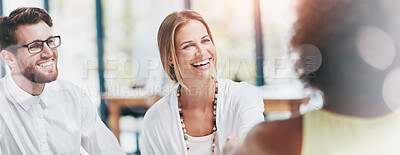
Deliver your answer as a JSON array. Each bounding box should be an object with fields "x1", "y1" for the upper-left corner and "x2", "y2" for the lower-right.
[{"x1": 14, "y1": 35, "x2": 61, "y2": 54}]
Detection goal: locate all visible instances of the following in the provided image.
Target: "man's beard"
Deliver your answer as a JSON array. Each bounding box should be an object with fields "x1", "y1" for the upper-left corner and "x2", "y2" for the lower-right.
[{"x1": 20, "y1": 62, "x2": 58, "y2": 84}]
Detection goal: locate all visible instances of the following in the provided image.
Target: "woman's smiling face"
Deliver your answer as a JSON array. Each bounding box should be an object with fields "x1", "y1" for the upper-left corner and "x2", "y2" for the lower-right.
[{"x1": 174, "y1": 19, "x2": 216, "y2": 80}]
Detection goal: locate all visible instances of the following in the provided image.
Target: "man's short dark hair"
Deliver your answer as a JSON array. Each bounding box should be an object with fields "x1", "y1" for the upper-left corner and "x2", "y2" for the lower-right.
[
  {"x1": 0, "y1": 7, "x2": 53, "y2": 50},
  {"x1": 0, "y1": 16, "x2": 7, "y2": 50}
]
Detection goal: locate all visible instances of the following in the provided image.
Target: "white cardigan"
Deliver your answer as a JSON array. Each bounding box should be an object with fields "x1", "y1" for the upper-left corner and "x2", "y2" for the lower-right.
[{"x1": 140, "y1": 79, "x2": 265, "y2": 155}]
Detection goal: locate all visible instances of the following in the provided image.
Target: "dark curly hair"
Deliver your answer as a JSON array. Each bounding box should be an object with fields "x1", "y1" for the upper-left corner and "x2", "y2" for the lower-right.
[{"x1": 292, "y1": 0, "x2": 400, "y2": 103}]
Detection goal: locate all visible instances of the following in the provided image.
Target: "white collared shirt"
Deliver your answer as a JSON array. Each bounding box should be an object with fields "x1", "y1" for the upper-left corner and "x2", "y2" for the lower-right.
[{"x1": 0, "y1": 75, "x2": 125, "y2": 155}]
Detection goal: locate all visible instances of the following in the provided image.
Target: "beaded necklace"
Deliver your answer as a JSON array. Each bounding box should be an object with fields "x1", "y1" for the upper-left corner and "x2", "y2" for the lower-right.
[{"x1": 177, "y1": 79, "x2": 218, "y2": 155}]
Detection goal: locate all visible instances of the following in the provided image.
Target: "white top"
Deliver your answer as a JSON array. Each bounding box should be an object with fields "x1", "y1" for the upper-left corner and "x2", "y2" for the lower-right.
[
  {"x1": 0, "y1": 75, "x2": 125, "y2": 155},
  {"x1": 187, "y1": 132, "x2": 221, "y2": 155},
  {"x1": 140, "y1": 78, "x2": 265, "y2": 155}
]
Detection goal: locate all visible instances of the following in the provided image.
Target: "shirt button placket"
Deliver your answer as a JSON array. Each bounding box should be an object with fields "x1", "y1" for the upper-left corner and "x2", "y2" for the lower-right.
[{"x1": 34, "y1": 103, "x2": 50, "y2": 154}]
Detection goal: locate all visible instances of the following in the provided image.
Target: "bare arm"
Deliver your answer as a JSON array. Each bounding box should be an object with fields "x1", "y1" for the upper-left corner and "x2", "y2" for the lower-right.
[{"x1": 229, "y1": 117, "x2": 303, "y2": 155}]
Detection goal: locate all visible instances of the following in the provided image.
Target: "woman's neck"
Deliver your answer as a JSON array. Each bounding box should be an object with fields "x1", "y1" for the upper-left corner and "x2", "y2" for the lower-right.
[{"x1": 179, "y1": 78, "x2": 216, "y2": 109}]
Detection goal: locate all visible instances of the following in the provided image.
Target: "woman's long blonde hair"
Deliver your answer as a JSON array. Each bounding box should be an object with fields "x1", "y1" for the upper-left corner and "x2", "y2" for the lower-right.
[{"x1": 157, "y1": 10, "x2": 216, "y2": 89}]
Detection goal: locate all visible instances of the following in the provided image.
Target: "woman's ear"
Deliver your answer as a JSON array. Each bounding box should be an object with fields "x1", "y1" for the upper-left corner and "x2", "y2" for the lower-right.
[
  {"x1": 168, "y1": 57, "x2": 173, "y2": 66},
  {"x1": 1, "y1": 49, "x2": 17, "y2": 69}
]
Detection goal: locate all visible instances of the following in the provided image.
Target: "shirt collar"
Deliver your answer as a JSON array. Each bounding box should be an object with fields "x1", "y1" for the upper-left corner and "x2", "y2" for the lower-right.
[
  {"x1": 5, "y1": 74, "x2": 47, "y2": 111},
  {"x1": 39, "y1": 83, "x2": 52, "y2": 107}
]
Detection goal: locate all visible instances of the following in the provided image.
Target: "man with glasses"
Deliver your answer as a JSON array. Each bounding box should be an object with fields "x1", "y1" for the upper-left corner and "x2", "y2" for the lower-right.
[{"x1": 0, "y1": 7, "x2": 125, "y2": 154}]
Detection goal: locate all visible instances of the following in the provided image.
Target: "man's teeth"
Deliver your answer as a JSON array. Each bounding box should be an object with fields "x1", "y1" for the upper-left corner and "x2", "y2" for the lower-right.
[
  {"x1": 192, "y1": 59, "x2": 210, "y2": 66},
  {"x1": 39, "y1": 60, "x2": 53, "y2": 67}
]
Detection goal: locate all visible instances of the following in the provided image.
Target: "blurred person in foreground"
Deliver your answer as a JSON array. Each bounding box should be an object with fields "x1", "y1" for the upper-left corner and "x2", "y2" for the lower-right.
[
  {"x1": 0, "y1": 7, "x2": 125, "y2": 154},
  {"x1": 140, "y1": 10, "x2": 264, "y2": 155},
  {"x1": 226, "y1": 0, "x2": 400, "y2": 154}
]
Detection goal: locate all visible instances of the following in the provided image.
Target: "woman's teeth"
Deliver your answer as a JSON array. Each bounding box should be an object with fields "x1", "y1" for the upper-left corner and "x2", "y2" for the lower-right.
[{"x1": 192, "y1": 59, "x2": 210, "y2": 67}]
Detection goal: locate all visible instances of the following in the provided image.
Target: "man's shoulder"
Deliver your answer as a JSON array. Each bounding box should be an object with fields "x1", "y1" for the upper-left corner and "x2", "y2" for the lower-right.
[
  {"x1": 0, "y1": 76, "x2": 5, "y2": 83},
  {"x1": 0, "y1": 115, "x2": 4, "y2": 136},
  {"x1": 0, "y1": 77, "x2": 9, "y2": 101},
  {"x1": 0, "y1": 76, "x2": 6, "y2": 92},
  {"x1": 44, "y1": 79, "x2": 90, "y2": 102},
  {"x1": 47, "y1": 79, "x2": 85, "y2": 93},
  {"x1": 0, "y1": 78, "x2": 8, "y2": 134},
  {"x1": 49, "y1": 78, "x2": 79, "y2": 89}
]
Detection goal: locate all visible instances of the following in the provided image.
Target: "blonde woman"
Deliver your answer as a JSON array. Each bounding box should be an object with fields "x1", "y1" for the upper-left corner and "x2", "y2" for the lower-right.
[{"x1": 140, "y1": 10, "x2": 264, "y2": 155}]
